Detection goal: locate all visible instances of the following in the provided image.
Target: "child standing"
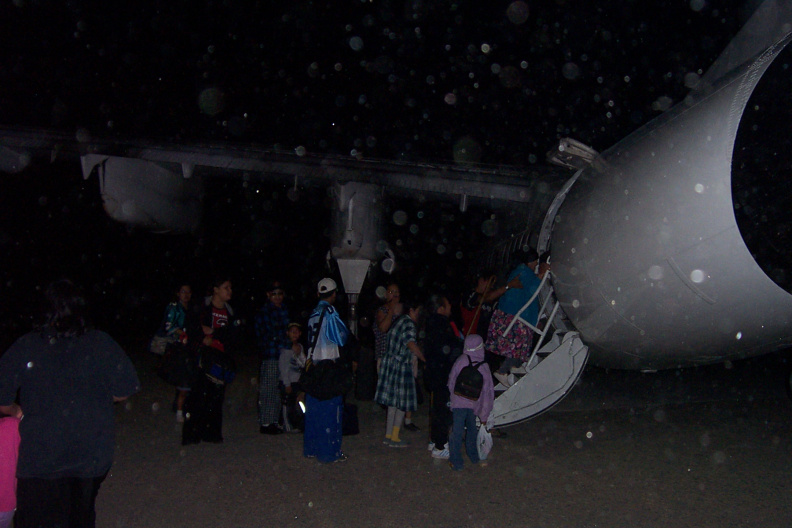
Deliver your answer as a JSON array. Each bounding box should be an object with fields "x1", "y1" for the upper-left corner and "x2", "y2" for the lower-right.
[
  {"x1": 279, "y1": 322, "x2": 306, "y2": 432},
  {"x1": 447, "y1": 334, "x2": 495, "y2": 471},
  {"x1": 0, "y1": 413, "x2": 20, "y2": 527}
]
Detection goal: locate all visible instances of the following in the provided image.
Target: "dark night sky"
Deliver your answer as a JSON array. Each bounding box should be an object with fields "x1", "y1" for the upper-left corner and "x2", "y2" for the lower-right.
[
  {"x1": 0, "y1": 0, "x2": 749, "y2": 163},
  {"x1": 0, "y1": 0, "x2": 755, "y2": 344}
]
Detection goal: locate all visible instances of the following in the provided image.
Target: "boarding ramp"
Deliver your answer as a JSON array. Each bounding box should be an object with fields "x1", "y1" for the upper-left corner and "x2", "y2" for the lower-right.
[{"x1": 489, "y1": 272, "x2": 589, "y2": 428}]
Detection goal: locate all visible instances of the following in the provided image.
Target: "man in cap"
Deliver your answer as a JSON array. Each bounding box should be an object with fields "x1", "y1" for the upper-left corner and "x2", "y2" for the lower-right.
[{"x1": 303, "y1": 278, "x2": 350, "y2": 462}]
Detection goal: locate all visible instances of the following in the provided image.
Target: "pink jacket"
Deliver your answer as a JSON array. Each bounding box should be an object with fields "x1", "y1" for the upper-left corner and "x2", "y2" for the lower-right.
[
  {"x1": 0, "y1": 417, "x2": 20, "y2": 512},
  {"x1": 447, "y1": 335, "x2": 495, "y2": 423}
]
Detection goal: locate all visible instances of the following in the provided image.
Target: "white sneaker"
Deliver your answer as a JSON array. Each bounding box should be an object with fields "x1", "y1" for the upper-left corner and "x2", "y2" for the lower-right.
[
  {"x1": 176, "y1": 410, "x2": 184, "y2": 423},
  {"x1": 493, "y1": 372, "x2": 512, "y2": 388},
  {"x1": 431, "y1": 447, "x2": 450, "y2": 459}
]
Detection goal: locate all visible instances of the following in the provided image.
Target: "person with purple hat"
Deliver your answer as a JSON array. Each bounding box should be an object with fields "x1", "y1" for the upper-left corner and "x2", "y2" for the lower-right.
[{"x1": 447, "y1": 334, "x2": 495, "y2": 471}]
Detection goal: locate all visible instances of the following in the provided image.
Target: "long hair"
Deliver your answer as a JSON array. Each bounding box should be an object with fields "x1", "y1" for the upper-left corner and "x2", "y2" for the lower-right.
[{"x1": 43, "y1": 279, "x2": 89, "y2": 337}]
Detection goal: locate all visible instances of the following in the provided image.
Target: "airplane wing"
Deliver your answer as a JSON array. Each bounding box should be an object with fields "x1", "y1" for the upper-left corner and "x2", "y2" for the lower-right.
[
  {"x1": 0, "y1": 125, "x2": 569, "y2": 204},
  {"x1": 0, "y1": 125, "x2": 570, "y2": 235}
]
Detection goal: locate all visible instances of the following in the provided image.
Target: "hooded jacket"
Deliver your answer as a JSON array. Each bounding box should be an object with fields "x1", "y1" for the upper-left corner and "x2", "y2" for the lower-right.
[{"x1": 447, "y1": 334, "x2": 495, "y2": 423}]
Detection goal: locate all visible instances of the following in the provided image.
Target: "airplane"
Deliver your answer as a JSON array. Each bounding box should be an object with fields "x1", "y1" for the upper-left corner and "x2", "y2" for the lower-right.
[{"x1": 1, "y1": 0, "x2": 792, "y2": 427}]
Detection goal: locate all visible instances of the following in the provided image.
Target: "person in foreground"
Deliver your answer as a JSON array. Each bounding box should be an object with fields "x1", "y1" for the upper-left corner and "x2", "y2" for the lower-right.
[
  {"x1": 447, "y1": 334, "x2": 494, "y2": 471},
  {"x1": 304, "y1": 278, "x2": 349, "y2": 463},
  {"x1": 0, "y1": 279, "x2": 140, "y2": 527}
]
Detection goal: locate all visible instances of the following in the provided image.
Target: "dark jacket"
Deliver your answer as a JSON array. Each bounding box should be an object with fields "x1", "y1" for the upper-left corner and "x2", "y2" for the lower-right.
[{"x1": 423, "y1": 312, "x2": 462, "y2": 391}]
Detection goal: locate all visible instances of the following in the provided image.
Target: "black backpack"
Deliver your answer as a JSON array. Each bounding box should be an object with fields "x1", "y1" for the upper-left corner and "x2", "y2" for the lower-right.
[{"x1": 453, "y1": 356, "x2": 485, "y2": 401}]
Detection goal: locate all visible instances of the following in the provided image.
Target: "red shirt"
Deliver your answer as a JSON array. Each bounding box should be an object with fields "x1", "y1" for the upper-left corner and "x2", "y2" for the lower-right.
[{"x1": 204, "y1": 305, "x2": 229, "y2": 352}]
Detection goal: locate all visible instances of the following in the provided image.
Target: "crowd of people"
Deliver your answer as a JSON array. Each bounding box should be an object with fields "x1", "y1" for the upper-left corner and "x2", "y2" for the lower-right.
[
  {"x1": 0, "y1": 246, "x2": 548, "y2": 525},
  {"x1": 146, "y1": 247, "x2": 550, "y2": 471}
]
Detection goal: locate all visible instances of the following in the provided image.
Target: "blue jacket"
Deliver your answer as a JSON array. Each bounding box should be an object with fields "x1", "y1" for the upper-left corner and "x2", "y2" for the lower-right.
[
  {"x1": 497, "y1": 263, "x2": 542, "y2": 325},
  {"x1": 306, "y1": 301, "x2": 348, "y2": 362}
]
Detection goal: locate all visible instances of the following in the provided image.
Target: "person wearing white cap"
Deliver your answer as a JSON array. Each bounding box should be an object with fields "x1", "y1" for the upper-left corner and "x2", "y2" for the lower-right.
[{"x1": 303, "y1": 278, "x2": 350, "y2": 463}]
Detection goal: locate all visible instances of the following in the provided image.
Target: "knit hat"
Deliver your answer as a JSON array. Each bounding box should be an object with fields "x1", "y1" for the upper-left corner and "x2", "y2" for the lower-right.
[{"x1": 464, "y1": 334, "x2": 484, "y2": 353}]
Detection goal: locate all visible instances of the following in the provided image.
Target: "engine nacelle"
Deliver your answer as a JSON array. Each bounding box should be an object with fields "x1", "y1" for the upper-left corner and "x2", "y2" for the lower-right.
[
  {"x1": 550, "y1": 34, "x2": 792, "y2": 369},
  {"x1": 81, "y1": 155, "x2": 203, "y2": 234}
]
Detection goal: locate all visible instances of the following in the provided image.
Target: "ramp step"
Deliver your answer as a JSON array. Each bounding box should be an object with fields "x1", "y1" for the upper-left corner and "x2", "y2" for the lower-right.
[{"x1": 489, "y1": 331, "x2": 589, "y2": 428}]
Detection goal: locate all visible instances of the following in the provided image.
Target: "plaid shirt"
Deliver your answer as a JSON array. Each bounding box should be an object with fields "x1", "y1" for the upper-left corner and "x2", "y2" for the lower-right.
[
  {"x1": 375, "y1": 315, "x2": 419, "y2": 411},
  {"x1": 255, "y1": 302, "x2": 290, "y2": 359},
  {"x1": 385, "y1": 315, "x2": 417, "y2": 366}
]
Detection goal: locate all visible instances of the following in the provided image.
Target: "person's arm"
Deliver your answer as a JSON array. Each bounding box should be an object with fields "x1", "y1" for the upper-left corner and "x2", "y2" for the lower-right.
[
  {"x1": 200, "y1": 305, "x2": 215, "y2": 345},
  {"x1": 447, "y1": 357, "x2": 462, "y2": 393},
  {"x1": 407, "y1": 341, "x2": 425, "y2": 363},
  {"x1": 484, "y1": 276, "x2": 522, "y2": 303},
  {"x1": 201, "y1": 326, "x2": 214, "y2": 347},
  {"x1": 478, "y1": 365, "x2": 495, "y2": 426},
  {"x1": 253, "y1": 309, "x2": 266, "y2": 344},
  {"x1": 278, "y1": 349, "x2": 291, "y2": 388},
  {"x1": 162, "y1": 305, "x2": 177, "y2": 337},
  {"x1": 100, "y1": 332, "x2": 141, "y2": 401},
  {"x1": 277, "y1": 310, "x2": 291, "y2": 350},
  {"x1": 444, "y1": 324, "x2": 463, "y2": 356},
  {"x1": 164, "y1": 304, "x2": 187, "y2": 338},
  {"x1": 376, "y1": 304, "x2": 395, "y2": 333}
]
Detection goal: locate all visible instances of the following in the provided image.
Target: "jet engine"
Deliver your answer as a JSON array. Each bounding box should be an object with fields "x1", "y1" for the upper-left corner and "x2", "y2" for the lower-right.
[
  {"x1": 81, "y1": 155, "x2": 203, "y2": 234},
  {"x1": 550, "y1": 33, "x2": 792, "y2": 370}
]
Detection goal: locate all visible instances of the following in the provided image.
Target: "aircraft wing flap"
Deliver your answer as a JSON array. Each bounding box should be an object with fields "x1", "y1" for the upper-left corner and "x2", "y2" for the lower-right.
[{"x1": 0, "y1": 126, "x2": 569, "y2": 205}]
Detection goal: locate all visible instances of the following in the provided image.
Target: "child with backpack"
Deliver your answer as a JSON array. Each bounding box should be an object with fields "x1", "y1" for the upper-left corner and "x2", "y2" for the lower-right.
[{"x1": 447, "y1": 334, "x2": 495, "y2": 470}]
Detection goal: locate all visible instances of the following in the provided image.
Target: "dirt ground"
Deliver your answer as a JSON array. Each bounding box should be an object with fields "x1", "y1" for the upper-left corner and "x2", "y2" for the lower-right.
[{"x1": 95, "y1": 347, "x2": 792, "y2": 528}]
